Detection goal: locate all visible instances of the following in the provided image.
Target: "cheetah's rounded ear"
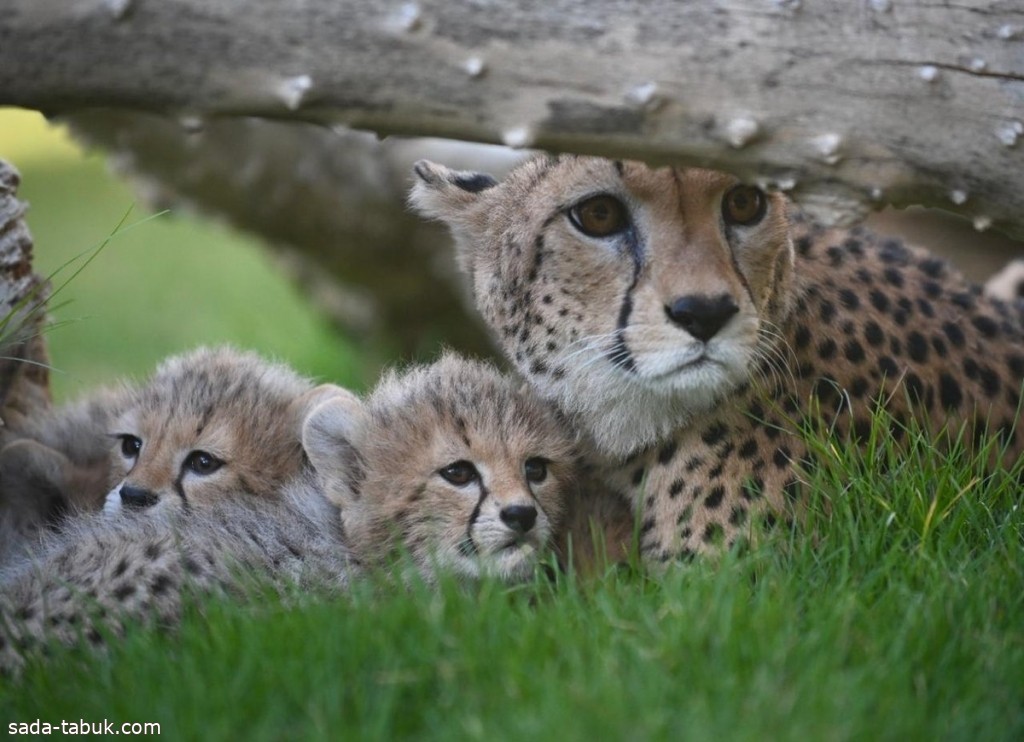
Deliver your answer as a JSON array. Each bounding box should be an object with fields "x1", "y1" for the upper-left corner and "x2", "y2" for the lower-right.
[
  {"x1": 295, "y1": 383, "x2": 359, "y2": 420},
  {"x1": 301, "y1": 394, "x2": 366, "y2": 508},
  {"x1": 408, "y1": 160, "x2": 497, "y2": 222}
]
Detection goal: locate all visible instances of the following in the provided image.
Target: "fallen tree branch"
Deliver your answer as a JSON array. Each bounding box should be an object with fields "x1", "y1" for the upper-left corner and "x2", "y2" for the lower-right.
[
  {"x1": 1, "y1": 1, "x2": 1022, "y2": 234},
  {"x1": 66, "y1": 111, "x2": 524, "y2": 356}
]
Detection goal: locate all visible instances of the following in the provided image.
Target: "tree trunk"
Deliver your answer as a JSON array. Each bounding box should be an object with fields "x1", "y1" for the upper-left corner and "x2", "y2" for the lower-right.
[
  {"x1": 2, "y1": 1, "x2": 1022, "y2": 234},
  {"x1": 0, "y1": 161, "x2": 51, "y2": 430}
]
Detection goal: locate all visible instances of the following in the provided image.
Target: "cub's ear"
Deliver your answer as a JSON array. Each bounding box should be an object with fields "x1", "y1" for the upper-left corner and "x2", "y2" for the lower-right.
[
  {"x1": 301, "y1": 394, "x2": 366, "y2": 508},
  {"x1": 294, "y1": 383, "x2": 359, "y2": 419},
  {"x1": 408, "y1": 160, "x2": 497, "y2": 222}
]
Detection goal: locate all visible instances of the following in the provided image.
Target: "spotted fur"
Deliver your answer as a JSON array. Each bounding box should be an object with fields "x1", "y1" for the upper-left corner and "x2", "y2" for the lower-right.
[
  {"x1": 99, "y1": 346, "x2": 348, "y2": 517},
  {"x1": 412, "y1": 155, "x2": 1024, "y2": 562},
  {"x1": 0, "y1": 484, "x2": 348, "y2": 674},
  {"x1": 1, "y1": 354, "x2": 599, "y2": 672},
  {"x1": 304, "y1": 353, "x2": 583, "y2": 583},
  {"x1": 0, "y1": 347, "x2": 345, "y2": 568}
]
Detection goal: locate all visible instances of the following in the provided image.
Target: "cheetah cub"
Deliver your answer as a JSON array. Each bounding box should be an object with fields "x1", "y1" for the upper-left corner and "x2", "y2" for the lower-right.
[
  {"x1": 412, "y1": 155, "x2": 1024, "y2": 563},
  {"x1": 2, "y1": 345, "x2": 339, "y2": 521},
  {"x1": 101, "y1": 346, "x2": 346, "y2": 517},
  {"x1": 1, "y1": 355, "x2": 581, "y2": 673},
  {"x1": 0, "y1": 491, "x2": 350, "y2": 675},
  {"x1": 0, "y1": 346, "x2": 344, "y2": 559},
  {"x1": 304, "y1": 353, "x2": 577, "y2": 583}
]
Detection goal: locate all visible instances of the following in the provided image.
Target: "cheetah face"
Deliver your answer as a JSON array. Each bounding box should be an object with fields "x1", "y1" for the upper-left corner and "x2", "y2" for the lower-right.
[
  {"x1": 102, "y1": 408, "x2": 238, "y2": 517},
  {"x1": 303, "y1": 354, "x2": 574, "y2": 584},
  {"x1": 411, "y1": 156, "x2": 794, "y2": 457},
  {"x1": 393, "y1": 452, "x2": 562, "y2": 584},
  {"x1": 101, "y1": 346, "x2": 342, "y2": 518}
]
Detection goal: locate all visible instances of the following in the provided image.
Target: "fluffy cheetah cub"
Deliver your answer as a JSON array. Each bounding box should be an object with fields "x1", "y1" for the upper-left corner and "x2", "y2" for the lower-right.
[
  {"x1": 1, "y1": 355, "x2": 580, "y2": 672},
  {"x1": 0, "y1": 346, "x2": 343, "y2": 563},
  {"x1": 101, "y1": 346, "x2": 346, "y2": 517},
  {"x1": 412, "y1": 155, "x2": 1024, "y2": 563},
  {"x1": 304, "y1": 353, "x2": 577, "y2": 583},
  {"x1": 0, "y1": 491, "x2": 350, "y2": 675}
]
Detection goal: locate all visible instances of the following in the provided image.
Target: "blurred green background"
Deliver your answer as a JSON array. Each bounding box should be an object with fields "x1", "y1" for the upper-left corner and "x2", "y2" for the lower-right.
[{"x1": 0, "y1": 107, "x2": 362, "y2": 402}]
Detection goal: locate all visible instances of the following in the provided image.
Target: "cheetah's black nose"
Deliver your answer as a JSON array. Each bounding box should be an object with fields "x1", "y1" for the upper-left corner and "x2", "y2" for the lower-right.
[
  {"x1": 665, "y1": 294, "x2": 739, "y2": 342},
  {"x1": 500, "y1": 505, "x2": 538, "y2": 534},
  {"x1": 120, "y1": 484, "x2": 159, "y2": 509}
]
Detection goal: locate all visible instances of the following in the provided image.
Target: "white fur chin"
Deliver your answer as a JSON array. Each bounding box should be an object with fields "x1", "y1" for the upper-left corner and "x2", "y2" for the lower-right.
[
  {"x1": 545, "y1": 361, "x2": 747, "y2": 458},
  {"x1": 102, "y1": 485, "x2": 124, "y2": 516}
]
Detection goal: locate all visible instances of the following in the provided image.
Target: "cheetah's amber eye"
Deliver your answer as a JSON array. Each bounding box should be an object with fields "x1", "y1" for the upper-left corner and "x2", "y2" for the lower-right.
[
  {"x1": 119, "y1": 434, "x2": 142, "y2": 459},
  {"x1": 568, "y1": 194, "x2": 629, "y2": 238},
  {"x1": 184, "y1": 450, "x2": 224, "y2": 476},
  {"x1": 524, "y1": 457, "x2": 549, "y2": 484},
  {"x1": 722, "y1": 185, "x2": 767, "y2": 227},
  {"x1": 440, "y1": 460, "x2": 480, "y2": 487}
]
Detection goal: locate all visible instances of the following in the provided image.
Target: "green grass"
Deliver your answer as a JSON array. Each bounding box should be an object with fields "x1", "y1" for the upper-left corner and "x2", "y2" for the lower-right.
[
  {"x1": 3, "y1": 408, "x2": 1022, "y2": 740},
  {"x1": 0, "y1": 107, "x2": 363, "y2": 399}
]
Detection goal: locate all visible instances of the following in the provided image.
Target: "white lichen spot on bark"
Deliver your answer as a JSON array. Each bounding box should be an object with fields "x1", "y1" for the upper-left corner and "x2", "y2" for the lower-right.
[
  {"x1": 724, "y1": 117, "x2": 760, "y2": 149},
  {"x1": 811, "y1": 133, "x2": 843, "y2": 164},
  {"x1": 463, "y1": 57, "x2": 486, "y2": 78},
  {"x1": 276, "y1": 75, "x2": 313, "y2": 111},
  {"x1": 104, "y1": 0, "x2": 134, "y2": 21}
]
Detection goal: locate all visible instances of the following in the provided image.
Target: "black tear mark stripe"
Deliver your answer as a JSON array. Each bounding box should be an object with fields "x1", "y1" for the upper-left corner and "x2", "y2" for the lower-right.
[
  {"x1": 726, "y1": 233, "x2": 756, "y2": 306},
  {"x1": 609, "y1": 293, "x2": 637, "y2": 373},
  {"x1": 172, "y1": 472, "x2": 190, "y2": 511},
  {"x1": 461, "y1": 482, "x2": 490, "y2": 556},
  {"x1": 714, "y1": 175, "x2": 757, "y2": 306},
  {"x1": 607, "y1": 226, "x2": 645, "y2": 373}
]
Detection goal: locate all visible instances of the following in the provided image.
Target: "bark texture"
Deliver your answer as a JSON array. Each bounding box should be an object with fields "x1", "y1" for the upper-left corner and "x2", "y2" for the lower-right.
[
  {"x1": 1, "y1": 0, "x2": 1022, "y2": 234},
  {"x1": 0, "y1": 161, "x2": 51, "y2": 429}
]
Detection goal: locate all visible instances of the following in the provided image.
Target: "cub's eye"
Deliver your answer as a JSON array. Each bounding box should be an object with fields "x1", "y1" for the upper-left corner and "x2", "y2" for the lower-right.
[
  {"x1": 568, "y1": 194, "x2": 629, "y2": 238},
  {"x1": 119, "y1": 434, "x2": 142, "y2": 459},
  {"x1": 439, "y1": 460, "x2": 479, "y2": 487},
  {"x1": 184, "y1": 451, "x2": 224, "y2": 476},
  {"x1": 722, "y1": 185, "x2": 767, "y2": 227},
  {"x1": 524, "y1": 457, "x2": 549, "y2": 484}
]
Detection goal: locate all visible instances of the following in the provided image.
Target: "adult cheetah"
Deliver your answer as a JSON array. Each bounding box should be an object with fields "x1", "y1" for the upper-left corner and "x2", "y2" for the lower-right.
[{"x1": 412, "y1": 155, "x2": 1024, "y2": 563}]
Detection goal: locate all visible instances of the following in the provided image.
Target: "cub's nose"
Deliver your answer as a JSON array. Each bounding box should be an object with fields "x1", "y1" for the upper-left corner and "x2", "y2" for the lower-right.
[
  {"x1": 500, "y1": 505, "x2": 538, "y2": 534},
  {"x1": 665, "y1": 293, "x2": 739, "y2": 342},
  {"x1": 120, "y1": 484, "x2": 159, "y2": 509}
]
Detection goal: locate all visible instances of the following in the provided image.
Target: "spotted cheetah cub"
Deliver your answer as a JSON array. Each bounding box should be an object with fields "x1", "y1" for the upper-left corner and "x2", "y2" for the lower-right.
[
  {"x1": 304, "y1": 353, "x2": 577, "y2": 583},
  {"x1": 412, "y1": 155, "x2": 1024, "y2": 563},
  {"x1": 1, "y1": 355, "x2": 584, "y2": 673},
  {"x1": 3, "y1": 345, "x2": 339, "y2": 521},
  {"x1": 0, "y1": 346, "x2": 343, "y2": 561},
  {"x1": 101, "y1": 346, "x2": 347, "y2": 517},
  {"x1": 0, "y1": 491, "x2": 350, "y2": 675}
]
